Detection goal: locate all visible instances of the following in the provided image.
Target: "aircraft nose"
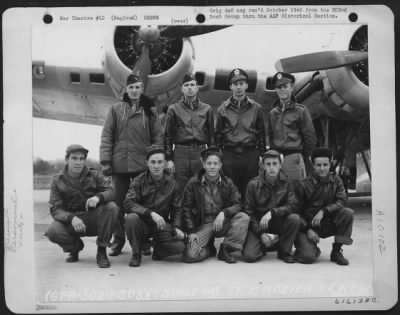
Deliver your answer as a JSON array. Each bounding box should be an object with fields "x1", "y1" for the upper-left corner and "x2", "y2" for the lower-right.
[{"x1": 138, "y1": 25, "x2": 161, "y2": 44}]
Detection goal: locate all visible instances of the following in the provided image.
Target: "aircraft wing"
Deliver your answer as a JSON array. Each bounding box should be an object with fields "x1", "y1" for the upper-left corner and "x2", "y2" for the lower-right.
[
  {"x1": 33, "y1": 24, "x2": 369, "y2": 126},
  {"x1": 32, "y1": 26, "x2": 232, "y2": 125}
]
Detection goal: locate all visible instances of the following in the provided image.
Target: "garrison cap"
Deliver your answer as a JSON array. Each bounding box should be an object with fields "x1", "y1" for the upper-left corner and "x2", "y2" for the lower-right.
[
  {"x1": 66, "y1": 144, "x2": 88, "y2": 157},
  {"x1": 228, "y1": 68, "x2": 248, "y2": 84},
  {"x1": 181, "y1": 73, "x2": 197, "y2": 85},
  {"x1": 126, "y1": 73, "x2": 143, "y2": 86},
  {"x1": 146, "y1": 145, "x2": 166, "y2": 160},
  {"x1": 261, "y1": 150, "x2": 282, "y2": 162},
  {"x1": 311, "y1": 147, "x2": 333, "y2": 162},
  {"x1": 272, "y1": 72, "x2": 295, "y2": 88},
  {"x1": 200, "y1": 146, "x2": 223, "y2": 160}
]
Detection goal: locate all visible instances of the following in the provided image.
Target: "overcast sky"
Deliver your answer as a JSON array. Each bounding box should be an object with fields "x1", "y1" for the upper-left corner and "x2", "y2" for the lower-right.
[{"x1": 32, "y1": 24, "x2": 356, "y2": 160}]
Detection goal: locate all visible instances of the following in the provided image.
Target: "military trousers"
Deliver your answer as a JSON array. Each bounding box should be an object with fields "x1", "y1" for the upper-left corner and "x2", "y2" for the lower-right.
[
  {"x1": 46, "y1": 201, "x2": 119, "y2": 252},
  {"x1": 125, "y1": 213, "x2": 185, "y2": 258},
  {"x1": 222, "y1": 148, "x2": 260, "y2": 201},
  {"x1": 183, "y1": 212, "x2": 249, "y2": 263},
  {"x1": 242, "y1": 213, "x2": 301, "y2": 262},
  {"x1": 173, "y1": 144, "x2": 205, "y2": 191},
  {"x1": 112, "y1": 172, "x2": 142, "y2": 250},
  {"x1": 295, "y1": 207, "x2": 354, "y2": 264}
]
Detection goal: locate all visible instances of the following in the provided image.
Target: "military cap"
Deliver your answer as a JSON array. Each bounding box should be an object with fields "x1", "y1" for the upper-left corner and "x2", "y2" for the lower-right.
[
  {"x1": 126, "y1": 73, "x2": 143, "y2": 86},
  {"x1": 272, "y1": 72, "x2": 295, "y2": 88},
  {"x1": 181, "y1": 73, "x2": 197, "y2": 85},
  {"x1": 65, "y1": 144, "x2": 88, "y2": 157},
  {"x1": 228, "y1": 68, "x2": 248, "y2": 84},
  {"x1": 200, "y1": 146, "x2": 223, "y2": 160},
  {"x1": 146, "y1": 145, "x2": 166, "y2": 160},
  {"x1": 311, "y1": 147, "x2": 333, "y2": 162},
  {"x1": 261, "y1": 150, "x2": 282, "y2": 162}
]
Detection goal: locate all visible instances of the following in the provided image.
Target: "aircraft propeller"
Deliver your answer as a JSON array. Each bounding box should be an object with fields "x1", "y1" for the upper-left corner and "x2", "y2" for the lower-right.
[
  {"x1": 122, "y1": 25, "x2": 231, "y2": 88},
  {"x1": 158, "y1": 25, "x2": 231, "y2": 38},
  {"x1": 130, "y1": 26, "x2": 160, "y2": 86},
  {"x1": 274, "y1": 50, "x2": 368, "y2": 74}
]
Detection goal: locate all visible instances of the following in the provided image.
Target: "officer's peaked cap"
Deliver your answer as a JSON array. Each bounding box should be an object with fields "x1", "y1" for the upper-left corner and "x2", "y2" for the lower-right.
[
  {"x1": 272, "y1": 72, "x2": 295, "y2": 88},
  {"x1": 228, "y1": 68, "x2": 248, "y2": 84}
]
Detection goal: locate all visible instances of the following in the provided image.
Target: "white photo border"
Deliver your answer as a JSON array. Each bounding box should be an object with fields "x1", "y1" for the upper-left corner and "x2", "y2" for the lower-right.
[{"x1": 3, "y1": 5, "x2": 397, "y2": 313}]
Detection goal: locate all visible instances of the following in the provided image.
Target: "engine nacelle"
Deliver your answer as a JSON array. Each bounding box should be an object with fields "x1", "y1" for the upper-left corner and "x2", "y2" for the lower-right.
[
  {"x1": 321, "y1": 25, "x2": 369, "y2": 120},
  {"x1": 101, "y1": 26, "x2": 195, "y2": 108},
  {"x1": 323, "y1": 66, "x2": 369, "y2": 114}
]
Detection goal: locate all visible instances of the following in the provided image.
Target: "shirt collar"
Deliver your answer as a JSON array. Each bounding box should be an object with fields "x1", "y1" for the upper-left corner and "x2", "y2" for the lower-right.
[
  {"x1": 311, "y1": 171, "x2": 334, "y2": 184},
  {"x1": 182, "y1": 96, "x2": 199, "y2": 109},
  {"x1": 229, "y1": 96, "x2": 249, "y2": 109},
  {"x1": 62, "y1": 165, "x2": 89, "y2": 181},
  {"x1": 273, "y1": 95, "x2": 297, "y2": 111},
  {"x1": 201, "y1": 174, "x2": 222, "y2": 186},
  {"x1": 260, "y1": 170, "x2": 286, "y2": 186},
  {"x1": 280, "y1": 98, "x2": 296, "y2": 111},
  {"x1": 146, "y1": 170, "x2": 167, "y2": 186}
]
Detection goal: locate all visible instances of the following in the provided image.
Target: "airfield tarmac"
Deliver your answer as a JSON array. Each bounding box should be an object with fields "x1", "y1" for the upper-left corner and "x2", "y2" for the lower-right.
[{"x1": 34, "y1": 189, "x2": 373, "y2": 311}]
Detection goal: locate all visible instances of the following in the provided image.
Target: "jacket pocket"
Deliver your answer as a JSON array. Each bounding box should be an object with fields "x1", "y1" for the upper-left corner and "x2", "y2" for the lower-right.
[
  {"x1": 223, "y1": 114, "x2": 238, "y2": 130},
  {"x1": 287, "y1": 132, "x2": 300, "y2": 142},
  {"x1": 193, "y1": 113, "x2": 206, "y2": 127},
  {"x1": 283, "y1": 115, "x2": 298, "y2": 127},
  {"x1": 242, "y1": 123, "x2": 257, "y2": 134}
]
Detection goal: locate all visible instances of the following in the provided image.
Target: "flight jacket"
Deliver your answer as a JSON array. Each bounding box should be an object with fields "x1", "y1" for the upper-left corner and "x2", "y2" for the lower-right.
[
  {"x1": 182, "y1": 169, "x2": 242, "y2": 234},
  {"x1": 215, "y1": 96, "x2": 266, "y2": 154},
  {"x1": 245, "y1": 170, "x2": 297, "y2": 236},
  {"x1": 268, "y1": 96, "x2": 316, "y2": 157},
  {"x1": 49, "y1": 165, "x2": 115, "y2": 224},
  {"x1": 164, "y1": 97, "x2": 215, "y2": 161}
]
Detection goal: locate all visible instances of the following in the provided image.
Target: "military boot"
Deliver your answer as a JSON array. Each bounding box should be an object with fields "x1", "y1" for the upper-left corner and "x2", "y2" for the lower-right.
[
  {"x1": 142, "y1": 239, "x2": 152, "y2": 256},
  {"x1": 66, "y1": 239, "x2": 84, "y2": 263},
  {"x1": 330, "y1": 243, "x2": 349, "y2": 265},
  {"x1": 218, "y1": 244, "x2": 236, "y2": 264},
  {"x1": 207, "y1": 238, "x2": 217, "y2": 257},
  {"x1": 96, "y1": 246, "x2": 111, "y2": 268},
  {"x1": 277, "y1": 251, "x2": 296, "y2": 263},
  {"x1": 109, "y1": 243, "x2": 123, "y2": 256},
  {"x1": 129, "y1": 252, "x2": 142, "y2": 267}
]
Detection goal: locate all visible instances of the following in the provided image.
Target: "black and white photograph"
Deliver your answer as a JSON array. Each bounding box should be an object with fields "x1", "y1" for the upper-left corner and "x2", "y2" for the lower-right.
[{"x1": 3, "y1": 5, "x2": 397, "y2": 313}]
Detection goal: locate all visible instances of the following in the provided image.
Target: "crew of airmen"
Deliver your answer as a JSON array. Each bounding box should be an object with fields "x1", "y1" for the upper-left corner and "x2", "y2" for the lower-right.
[{"x1": 46, "y1": 69, "x2": 354, "y2": 268}]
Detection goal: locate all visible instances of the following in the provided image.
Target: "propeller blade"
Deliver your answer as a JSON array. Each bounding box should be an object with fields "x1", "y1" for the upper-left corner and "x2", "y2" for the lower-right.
[
  {"x1": 275, "y1": 51, "x2": 368, "y2": 73},
  {"x1": 131, "y1": 45, "x2": 152, "y2": 89},
  {"x1": 159, "y1": 25, "x2": 231, "y2": 38}
]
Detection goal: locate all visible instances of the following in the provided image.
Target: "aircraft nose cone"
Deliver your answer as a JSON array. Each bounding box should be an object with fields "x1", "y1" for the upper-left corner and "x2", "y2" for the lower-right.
[{"x1": 138, "y1": 25, "x2": 160, "y2": 44}]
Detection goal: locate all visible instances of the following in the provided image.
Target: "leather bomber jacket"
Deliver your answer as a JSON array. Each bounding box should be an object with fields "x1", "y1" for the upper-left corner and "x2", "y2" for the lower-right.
[
  {"x1": 49, "y1": 165, "x2": 116, "y2": 224},
  {"x1": 181, "y1": 169, "x2": 242, "y2": 234},
  {"x1": 268, "y1": 97, "x2": 316, "y2": 157},
  {"x1": 164, "y1": 97, "x2": 215, "y2": 160},
  {"x1": 294, "y1": 172, "x2": 348, "y2": 225},
  {"x1": 215, "y1": 96, "x2": 266, "y2": 154},
  {"x1": 245, "y1": 170, "x2": 296, "y2": 236},
  {"x1": 123, "y1": 170, "x2": 182, "y2": 228}
]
